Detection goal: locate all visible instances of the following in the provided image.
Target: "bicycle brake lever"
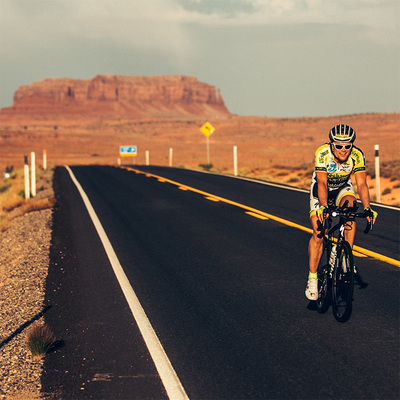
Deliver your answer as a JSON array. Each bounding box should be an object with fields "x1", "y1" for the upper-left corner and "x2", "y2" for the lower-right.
[{"x1": 364, "y1": 220, "x2": 372, "y2": 234}]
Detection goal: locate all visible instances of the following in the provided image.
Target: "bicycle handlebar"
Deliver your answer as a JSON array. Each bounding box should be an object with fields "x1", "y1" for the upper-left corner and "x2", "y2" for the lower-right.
[{"x1": 316, "y1": 201, "x2": 373, "y2": 237}]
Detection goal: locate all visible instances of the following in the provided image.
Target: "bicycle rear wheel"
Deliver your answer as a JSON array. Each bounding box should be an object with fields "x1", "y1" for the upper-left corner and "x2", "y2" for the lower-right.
[
  {"x1": 316, "y1": 239, "x2": 331, "y2": 314},
  {"x1": 332, "y1": 241, "x2": 354, "y2": 322}
]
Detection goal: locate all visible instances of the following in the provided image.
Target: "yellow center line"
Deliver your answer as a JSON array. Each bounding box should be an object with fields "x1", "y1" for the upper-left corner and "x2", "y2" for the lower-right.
[
  {"x1": 353, "y1": 250, "x2": 367, "y2": 258},
  {"x1": 246, "y1": 211, "x2": 269, "y2": 220},
  {"x1": 123, "y1": 167, "x2": 400, "y2": 267}
]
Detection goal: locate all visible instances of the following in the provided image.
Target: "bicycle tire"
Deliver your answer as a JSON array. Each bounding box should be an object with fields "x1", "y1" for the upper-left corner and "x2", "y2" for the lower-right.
[
  {"x1": 332, "y1": 241, "x2": 354, "y2": 322},
  {"x1": 316, "y1": 239, "x2": 331, "y2": 314}
]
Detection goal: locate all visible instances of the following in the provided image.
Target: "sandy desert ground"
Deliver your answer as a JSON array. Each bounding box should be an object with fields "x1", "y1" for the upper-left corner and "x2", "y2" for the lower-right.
[{"x1": 1, "y1": 112, "x2": 399, "y2": 206}]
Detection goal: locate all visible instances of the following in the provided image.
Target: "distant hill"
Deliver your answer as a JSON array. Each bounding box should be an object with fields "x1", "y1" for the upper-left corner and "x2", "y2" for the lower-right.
[
  {"x1": 1, "y1": 75, "x2": 231, "y2": 119},
  {"x1": 0, "y1": 77, "x2": 398, "y2": 205}
]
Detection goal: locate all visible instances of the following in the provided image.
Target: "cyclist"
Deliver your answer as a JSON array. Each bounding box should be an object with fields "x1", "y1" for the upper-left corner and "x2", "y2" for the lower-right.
[{"x1": 305, "y1": 124, "x2": 378, "y2": 300}]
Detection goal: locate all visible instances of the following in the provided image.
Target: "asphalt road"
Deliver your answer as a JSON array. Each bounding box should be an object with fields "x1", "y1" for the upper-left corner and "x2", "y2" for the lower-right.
[{"x1": 42, "y1": 165, "x2": 399, "y2": 399}]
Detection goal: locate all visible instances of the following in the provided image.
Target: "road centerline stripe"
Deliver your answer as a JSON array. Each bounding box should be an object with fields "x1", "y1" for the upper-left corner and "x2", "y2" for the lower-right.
[
  {"x1": 246, "y1": 211, "x2": 269, "y2": 220},
  {"x1": 124, "y1": 167, "x2": 400, "y2": 267},
  {"x1": 66, "y1": 166, "x2": 189, "y2": 400}
]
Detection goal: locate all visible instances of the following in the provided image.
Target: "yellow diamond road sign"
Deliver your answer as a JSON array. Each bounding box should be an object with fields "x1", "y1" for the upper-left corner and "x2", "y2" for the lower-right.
[{"x1": 200, "y1": 122, "x2": 215, "y2": 137}]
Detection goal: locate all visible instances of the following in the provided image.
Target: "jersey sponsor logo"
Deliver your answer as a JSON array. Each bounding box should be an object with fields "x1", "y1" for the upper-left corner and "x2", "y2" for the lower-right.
[
  {"x1": 328, "y1": 178, "x2": 350, "y2": 190},
  {"x1": 338, "y1": 163, "x2": 352, "y2": 172},
  {"x1": 352, "y1": 151, "x2": 361, "y2": 164},
  {"x1": 327, "y1": 162, "x2": 337, "y2": 173},
  {"x1": 318, "y1": 149, "x2": 329, "y2": 164},
  {"x1": 353, "y1": 166, "x2": 366, "y2": 173}
]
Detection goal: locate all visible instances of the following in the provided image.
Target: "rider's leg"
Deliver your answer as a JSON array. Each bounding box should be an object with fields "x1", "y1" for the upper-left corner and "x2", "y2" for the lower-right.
[
  {"x1": 308, "y1": 214, "x2": 324, "y2": 273},
  {"x1": 306, "y1": 178, "x2": 325, "y2": 300},
  {"x1": 306, "y1": 214, "x2": 323, "y2": 300},
  {"x1": 338, "y1": 194, "x2": 357, "y2": 248}
]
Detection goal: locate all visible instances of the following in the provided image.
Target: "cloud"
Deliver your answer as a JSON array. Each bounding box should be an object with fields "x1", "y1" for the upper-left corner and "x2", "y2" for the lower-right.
[
  {"x1": 68, "y1": 1, "x2": 192, "y2": 54},
  {"x1": 176, "y1": 0, "x2": 399, "y2": 45},
  {"x1": 0, "y1": 0, "x2": 398, "y2": 115},
  {"x1": 2, "y1": 0, "x2": 397, "y2": 62},
  {"x1": 0, "y1": 0, "x2": 193, "y2": 61}
]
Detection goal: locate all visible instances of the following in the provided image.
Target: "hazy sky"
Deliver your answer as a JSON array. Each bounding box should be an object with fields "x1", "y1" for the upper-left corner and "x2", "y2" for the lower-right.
[{"x1": 1, "y1": 0, "x2": 399, "y2": 117}]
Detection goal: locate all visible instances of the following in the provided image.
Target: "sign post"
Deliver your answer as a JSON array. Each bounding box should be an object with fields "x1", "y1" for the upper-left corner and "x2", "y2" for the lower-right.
[
  {"x1": 200, "y1": 122, "x2": 215, "y2": 166},
  {"x1": 119, "y1": 145, "x2": 137, "y2": 164}
]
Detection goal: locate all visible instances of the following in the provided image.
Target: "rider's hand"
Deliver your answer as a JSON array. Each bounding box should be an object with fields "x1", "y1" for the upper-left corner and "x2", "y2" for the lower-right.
[
  {"x1": 364, "y1": 207, "x2": 378, "y2": 224},
  {"x1": 316, "y1": 205, "x2": 328, "y2": 223}
]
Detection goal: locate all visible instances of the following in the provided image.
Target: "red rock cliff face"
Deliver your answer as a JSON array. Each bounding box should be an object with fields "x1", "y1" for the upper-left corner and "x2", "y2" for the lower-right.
[{"x1": 9, "y1": 75, "x2": 231, "y2": 118}]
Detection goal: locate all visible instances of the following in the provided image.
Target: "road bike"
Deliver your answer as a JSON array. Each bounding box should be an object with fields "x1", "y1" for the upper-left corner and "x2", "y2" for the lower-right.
[{"x1": 315, "y1": 200, "x2": 373, "y2": 322}]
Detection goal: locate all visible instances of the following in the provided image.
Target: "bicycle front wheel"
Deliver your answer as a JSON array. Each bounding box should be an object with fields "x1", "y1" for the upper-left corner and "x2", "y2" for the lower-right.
[
  {"x1": 316, "y1": 239, "x2": 331, "y2": 314},
  {"x1": 332, "y1": 241, "x2": 354, "y2": 322}
]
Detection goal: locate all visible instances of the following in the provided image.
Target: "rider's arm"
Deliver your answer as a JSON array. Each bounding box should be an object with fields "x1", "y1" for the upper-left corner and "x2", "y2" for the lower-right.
[
  {"x1": 316, "y1": 171, "x2": 328, "y2": 222},
  {"x1": 354, "y1": 171, "x2": 370, "y2": 208},
  {"x1": 354, "y1": 171, "x2": 377, "y2": 224}
]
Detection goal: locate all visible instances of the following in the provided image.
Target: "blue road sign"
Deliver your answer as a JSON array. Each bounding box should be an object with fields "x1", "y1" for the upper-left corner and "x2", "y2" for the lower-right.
[{"x1": 120, "y1": 145, "x2": 137, "y2": 157}]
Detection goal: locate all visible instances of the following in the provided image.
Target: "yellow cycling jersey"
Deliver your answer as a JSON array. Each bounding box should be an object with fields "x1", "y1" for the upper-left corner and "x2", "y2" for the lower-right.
[{"x1": 313, "y1": 143, "x2": 366, "y2": 191}]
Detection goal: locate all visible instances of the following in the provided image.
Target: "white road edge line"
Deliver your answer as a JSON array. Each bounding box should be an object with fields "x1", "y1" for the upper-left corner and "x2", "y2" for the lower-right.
[{"x1": 65, "y1": 166, "x2": 189, "y2": 400}]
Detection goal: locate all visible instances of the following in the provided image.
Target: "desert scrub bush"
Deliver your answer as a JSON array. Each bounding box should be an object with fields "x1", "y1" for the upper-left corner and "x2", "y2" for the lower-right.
[
  {"x1": 286, "y1": 177, "x2": 300, "y2": 183},
  {"x1": 259, "y1": 174, "x2": 272, "y2": 181},
  {"x1": 198, "y1": 163, "x2": 213, "y2": 171},
  {"x1": 26, "y1": 323, "x2": 55, "y2": 359},
  {"x1": 381, "y1": 160, "x2": 400, "y2": 179},
  {"x1": 366, "y1": 160, "x2": 400, "y2": 180},
  {"x1": 238, "y1": 168, "x2": 250, "y2": 177},
  {"x1": 0, "y1": 182, "x2": 12, "y2": 194}
]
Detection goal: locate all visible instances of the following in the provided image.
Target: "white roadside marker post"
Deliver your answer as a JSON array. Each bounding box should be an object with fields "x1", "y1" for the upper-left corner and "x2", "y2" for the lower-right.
[
  {"x1": 43, "y1": 149, "x2": 47, "y2": 170},
  {"x1": 31, "y1": 151, "x2": 36, "y2": 197},
  {"x1": 374, "y1": 144, "x2": 381, "y2": 203},
  {"x1": 24, "y1": 155, "x2": 30, "y2": 199},
  {"x1": 233, "y1": 146, "x2": 238, "y2": 176}
]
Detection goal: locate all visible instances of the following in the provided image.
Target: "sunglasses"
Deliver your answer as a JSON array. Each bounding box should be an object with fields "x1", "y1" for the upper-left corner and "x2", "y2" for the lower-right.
[{"x1": 333, "y1": 143, "x2": 352, "y2": 150}]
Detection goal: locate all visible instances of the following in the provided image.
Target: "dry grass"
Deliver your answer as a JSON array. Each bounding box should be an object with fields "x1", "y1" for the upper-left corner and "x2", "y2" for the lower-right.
[
  {"x1": 26, "y1": 323, "x2": 56, "y2": 359},
  {"x1": 0, "y1": 170, "x2": 25, "y2": 213},
  {"x1": 0, "y1": 168, "x2": 55, "y2": 232},
  {"x1": 0, "y1": 197, "x2": 56, "y2": 232}
]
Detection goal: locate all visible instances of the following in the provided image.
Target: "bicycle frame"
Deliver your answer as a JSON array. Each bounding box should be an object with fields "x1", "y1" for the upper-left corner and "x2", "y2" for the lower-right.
[{"x1": 316, "y1": 200, "x2": 372, "y2": 322}]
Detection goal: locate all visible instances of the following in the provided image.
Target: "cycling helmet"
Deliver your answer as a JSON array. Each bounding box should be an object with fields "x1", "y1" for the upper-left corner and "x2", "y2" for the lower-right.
[{"x1": 329, "y1": 124, "x2": 356, "y2": 143}]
